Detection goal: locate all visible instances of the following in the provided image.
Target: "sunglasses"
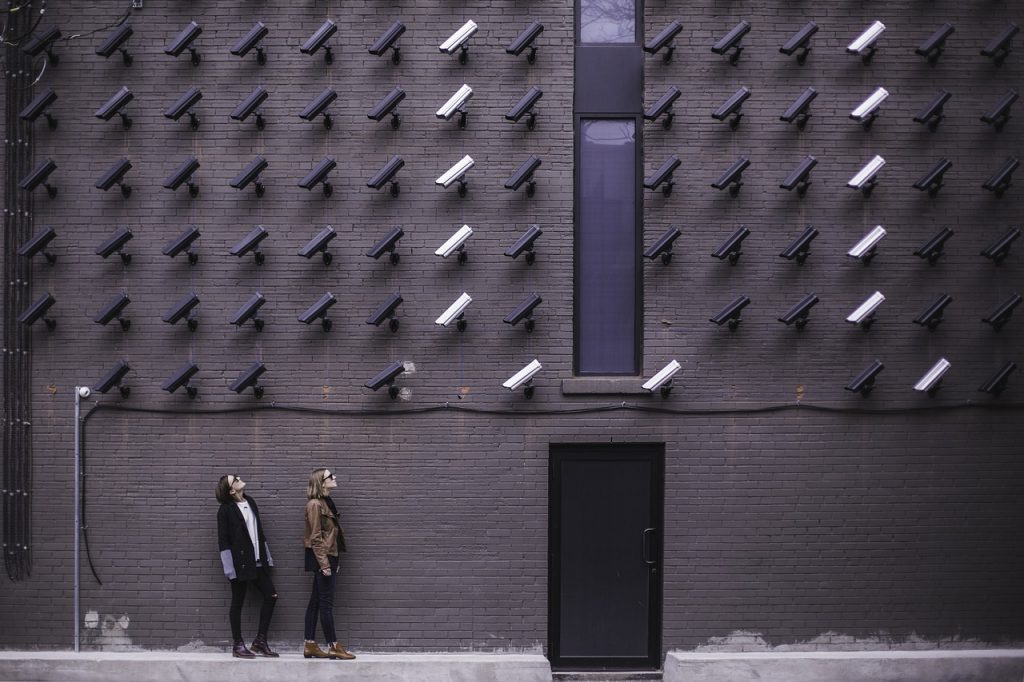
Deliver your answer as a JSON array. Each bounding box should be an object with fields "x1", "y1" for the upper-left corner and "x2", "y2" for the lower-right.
[
  {"x1": 322, "y1": 472, "x2": 336, "y2": 482},
  {"x1": 227, "y1": 475, "x2": 242, "y2": 486}
]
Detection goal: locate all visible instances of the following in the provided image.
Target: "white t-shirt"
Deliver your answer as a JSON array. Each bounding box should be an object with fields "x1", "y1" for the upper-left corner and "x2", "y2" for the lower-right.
[{"x1": 235, "y1": 500, "x2": 260, "y2": 563}]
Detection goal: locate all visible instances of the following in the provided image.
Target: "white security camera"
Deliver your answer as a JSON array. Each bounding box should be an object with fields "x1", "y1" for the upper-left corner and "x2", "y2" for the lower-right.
[
  {"x1": 436, "y1": 155, "x2": 475, "y2": 195},
  {"x1": 440, "y1": 20, "x2": 478, "y2": 62},
  {"x1": 642, "y1": 360, "x2": 681, "y2": 397},
  {"x1": 435, "y1": 293, "x2": 473, "y2": 329},
  {"x1": 503, "y1": 359, "x2": 542, "y2": 397},
  {"x1": 847, "y1": 155, "x2": 885, "y2": 195},
  {"x1": 435, "y1": 225, "x2": 473, "y2": 260},
  {"x1": 847, "y1": 20, "x2": 886, "y2": 57},
  {"x1": 77, "y1": 386, "x2": 92, "y2": 398},
  {"x1": 846, "y1": 291, "x2": 885, "y2": 327},
  {"x1": 850, "y1": 87, "x2": 889, "y2": 126},
  {"x1": 437, "y1": 84, "x2": 474, "y2": 122},
  {"x1": 913, "y1": 358, "x2": 950, "y2": 394},
  {"x1": 847, "y1": 225, "x2": 887, "y2": 263}
]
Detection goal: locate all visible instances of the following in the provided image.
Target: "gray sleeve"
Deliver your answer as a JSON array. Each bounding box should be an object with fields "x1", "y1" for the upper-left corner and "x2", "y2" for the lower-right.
[
  {"x1": 220, "y1": 549, "x2": 236, "y2": 579},
  {"x1": 264, "y1": 543, "x2": 273, "y2": 567}
]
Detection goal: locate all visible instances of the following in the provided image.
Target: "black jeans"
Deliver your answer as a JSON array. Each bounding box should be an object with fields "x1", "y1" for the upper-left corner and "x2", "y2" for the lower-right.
[
  {"x1": 304, "y1": 557, "x2": 338, "y2": 643},
  {"x1": 229, "y1": 565, "x2": 277, "y2": 643}
]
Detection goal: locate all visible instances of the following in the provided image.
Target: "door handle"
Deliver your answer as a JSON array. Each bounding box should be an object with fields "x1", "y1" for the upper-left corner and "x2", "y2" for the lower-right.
[{"x1": 642, "y1": 528, "x2": 656, "y2": 565}]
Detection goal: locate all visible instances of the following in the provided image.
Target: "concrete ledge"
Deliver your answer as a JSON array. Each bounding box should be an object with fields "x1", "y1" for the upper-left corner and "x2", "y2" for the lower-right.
[
  {"x1": 0, "y1": 652, "x2": 552, "y2": 682},
  {"x1": 665, "y1": 649, "x2": 1024, "y2": 682}
]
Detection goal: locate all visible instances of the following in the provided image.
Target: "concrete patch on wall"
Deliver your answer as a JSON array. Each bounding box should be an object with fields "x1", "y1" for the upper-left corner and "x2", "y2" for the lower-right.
[{"x1": 696, "y1": 630, "x2": 1024, "y2": 653}]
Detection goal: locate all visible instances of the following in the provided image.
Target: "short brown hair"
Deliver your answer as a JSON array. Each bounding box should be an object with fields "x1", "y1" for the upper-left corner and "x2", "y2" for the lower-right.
[
  {"x1": 307, "y1": 468, "x2": 330, "y2": 500},
  {"x1": 215, "y1": 475, "x2": 233, "y2": 504}
]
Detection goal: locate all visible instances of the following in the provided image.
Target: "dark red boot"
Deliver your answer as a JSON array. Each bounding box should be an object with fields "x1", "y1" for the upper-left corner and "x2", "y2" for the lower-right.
[
  {"x1": 232, "y1": 641, "x2": 256, "y2": 659},
  {"x1": 251, "y1": 634, "x2": 279, "y2": 658}
]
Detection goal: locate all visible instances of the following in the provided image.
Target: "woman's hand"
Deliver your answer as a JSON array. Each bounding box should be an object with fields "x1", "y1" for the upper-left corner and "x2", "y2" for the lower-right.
[{"x1": 321, "y1": 567, "x2": 332, "y2": 576}]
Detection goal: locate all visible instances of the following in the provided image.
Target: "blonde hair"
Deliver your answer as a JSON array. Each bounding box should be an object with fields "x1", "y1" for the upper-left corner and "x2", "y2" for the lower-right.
[{"x1": 307, "y1": 468, "x2": 330, "y2": 500}]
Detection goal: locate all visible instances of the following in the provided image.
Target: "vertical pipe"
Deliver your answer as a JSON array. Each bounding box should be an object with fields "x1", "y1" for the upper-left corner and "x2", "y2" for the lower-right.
[{"x1": 73, "y1": 388, "x2": 81, "y2": 652}]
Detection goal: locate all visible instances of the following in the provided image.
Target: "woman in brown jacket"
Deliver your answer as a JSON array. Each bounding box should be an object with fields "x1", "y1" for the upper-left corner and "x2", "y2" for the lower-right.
[{"x1": 302, "y1": 467, "x2": 355, "y2": 660}]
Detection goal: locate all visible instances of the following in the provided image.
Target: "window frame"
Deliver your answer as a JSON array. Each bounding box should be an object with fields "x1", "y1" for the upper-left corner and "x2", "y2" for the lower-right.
[{"x1": 575, "y1": 0, "x2": 643, "y2": 46}]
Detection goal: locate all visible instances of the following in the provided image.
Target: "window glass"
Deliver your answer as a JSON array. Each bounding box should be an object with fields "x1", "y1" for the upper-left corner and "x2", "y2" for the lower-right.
[{"x1": 580, "y1": 0, "x2": 636, "y2": 44}]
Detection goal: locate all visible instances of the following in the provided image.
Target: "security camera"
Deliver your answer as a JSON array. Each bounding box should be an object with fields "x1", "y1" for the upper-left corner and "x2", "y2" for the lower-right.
[
  {"x1": 644, "y1": 155, "x2": 681, "y2": 196},
  {"x1": 913, "y1": 158, "x2": 952, "y2": 196},
  {"x1": 95, "y1": 85, "x2": 136, "y2": 128},
  {"x1": 229, "y1": 361, "x2": 266, "y2": 398},
  {"x1": 437, "y1": 84, "x2": 474, "y2": 128},
  {"x1": 19, "y1": 87, "x2": 58, "y2": 129},
  {"x1": 503, "y1": 359, "x2": 542, "y2": 398},
  {"x1": 847, "y1": 155, "x2": 885, "y2": 196},
  {"x1": 913, "y1": 294, "x2": 953, "y2": 330},
  {"x1": 913, "y1": 358, "x2": 950, "y2": 395},
  {"x1": 779, "y1": 226, "x2": 819, "y2": 265},
  {"x1": 981, "y1": 89, "x2": 1018, "y2": 131},
  {"x1": 505, "y1": 155, "x2": 541, "y2": 196},
  {"x1": 366, "y1": 361, "x2": 407, "y2": 398},
  {"x1": 712, "y1": 87, "x2": 751, "y2": 128},
  {"x1": 299, "y1": 157, "x2": 337, "y2": 196},
  {"x1": 164, "y1": 86, "x2": 202, "y2": 129},
  {"x1": 232, "y1": 86, "x2": 269, "y2": 129},
  {"x1": 847, "y1": 20, "x2": 885, "y2": 63},
  {"x1": 847, "y1": 225, "x2": 887, "y2": 264},
  {"x1": 845, "y1": 359, "x2": 884, "y2": 396},
  {"x1": 850, "y1": 87, "x2": 889, "y2": 129},
  {"x1": 162, "y1": 362, "x2": 199, "y2": 398},
  {"x1": 19, "y1": 159, "x2": 58, "y2": 197},
  {"x1": 642, "y1": 359, "x2": 681, "y2": 397},
  {"x1": 299, "y1": 88, "x2": 337, "y2": 129},
  {"x1": 230, "y1": 225, "x2": 269, "y2": 265},
  {"x1": 162, "y1": 292, "x2": 200, "y2": 331},
  {"x1": 94, "y1": 360, "x2": 131, "y2": 397},
  {"x1": 507, "y1": 21, "x2": 544, "y2": 63},
  {"x1": 230, "y1": 156, "x2": 268, "y2": 197},
  {"x1": 982, "y1": 156, "x2": 1019, "y2": 196},
  {"x1": 780, "y1": 87, "x2": 818, "y2": 128},
  {"x1": 230, "y1": 292, "x2": 267, "y2": 331},
  {"x1": 981, "y1": 23, "x2": 1019, "y2": 65},
  {"x1": 780, "y1": 155, "x2": 817, "y2": 195},
  {"x1": 506, "y1": 86, "x2": 543, "y2": 129},
  {"x1": 298, "y1": 225, "x2": 336, "y2": 265},
  {"x1": 846, "y1": 291, "x2": 885, "y2": 328},
  {"x1": 97, "y1": 24, "x2": 134, "y2": 65},
  {"x1": 366, "y1": 293, "x2": 403, "y2": 332},
  {"x1": 369, "y1": 21, "x2": 406, "y2": 64},
  {"x1": 643, "y1": 226, "x2": 682, "y2": 265},
  {"x1": 780, "y1": 21, "x2": 818, "y2": 63},
  {"x1": 77, "y1": 386, "x2": 92, "y2": 399},
  {"x1": 367, "y1": 226, "x2": 405, "y2": 264},
  {"x1": 95, "y1": 158, "x2": 133, "y2": 197},
  {"x1": 980, "y1": 227, "x2": 1021, "y2": 265},
  {"x1": 644, "y1": 20, "x2": 683, "y2": 62},
  {"x1": 916, "y1": 23, "x2": 954, "y2": 64},
  {"x1": 436, "y1": 292, "x2": 472, "y2": 330},
  {"x1": 367, "y1": 156, "x2": 405, "y2": 197},
  {"x1": 163, "y1": 157, "x2": 201, "y2": 196},
  {"x1": 982, "y1": 293, "x2": 1022, "y2": 331},
  {"x1": 644, "y1": 86, "x2": 681, "y2": 128},
  {"x1": 711, "y1": 226, "x2": 751, "y2": 264},
  {"x1": 17, "y1": 292, "x2": 57, "y2": 330},
  {"x1": 711, "y1": 156, "x2": 750, "y2": 195},
  {"x1": 505, "y1": 225, "x2": 543, "y2": 264},
  {"x1": 368, "y1": 87, "x2": 406, "y2": 129},
  {"x1": 440, "y1": 20, "x2": 478, "y2": 63},
  {"x1": 710, "y1": 295, "x2": 751, "y2": 330},
  {"x1": 914, "y1": 90, "x2": 952, "y2": 131},
  {"x1": 231, "y1": 22, "x2": 268, "y2": 64},
  {"x1": 303, "y1": 19, "x2": 338, "y2": 63},
  {"x1": 163, "y1": 225, "x2": 201, "y2": 265},
  {"x1": 436, "y1": 155, "x2": 474, "y2": 196},
  {"x1": 165, "y1": 21, "x2": 202, "y2": 65},
  {"x1": 436, "y1": 225, "x2": 473, "y2": 263},
  {"x1": 298, "y1": 292, "x2": 337, "y2": 331},
  {"x1": 18, "y1": 226, "x2": 58, "y2": 264},
  {"x1": 979, "y1": 361, "x2": 1017, "y2": 396},
  {"x1": 778, "y1": 293, "x2": 819, "y2": 330},
  {"x1": 914, "y1": 227, "x2": 954, "y2": 265},
  {"x1": 96, "y1": 226, "x2": 133, "y2": 264},
  {"x1": 95, "y1": 293, "x2": 131, "y2": 330},
  {"x1": 711, "y1": 20, "x2": 751, "y2": 65},
  {"x1": 23, "y1": 26, "x2": 62, "y2": 64},
  {"x1": 503, "y1": 293, "x2": 542, "y2": 332}
]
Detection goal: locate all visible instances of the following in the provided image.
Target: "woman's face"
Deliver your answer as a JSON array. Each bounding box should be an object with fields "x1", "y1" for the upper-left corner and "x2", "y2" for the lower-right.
[
  {"x1": 228, "y1": 475, "x2": 246, "y2": 497},
  {"x1": 322, "y1": 470, "x2": 338, "y2": 492}
]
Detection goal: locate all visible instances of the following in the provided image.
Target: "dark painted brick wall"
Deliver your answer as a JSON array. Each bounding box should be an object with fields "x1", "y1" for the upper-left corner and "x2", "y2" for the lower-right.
[{"x1": 1, "y1": 0, "x2": 1022, "y2": 656}]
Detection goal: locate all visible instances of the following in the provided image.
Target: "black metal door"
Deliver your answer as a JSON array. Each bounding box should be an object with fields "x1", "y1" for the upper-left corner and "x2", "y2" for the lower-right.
[{"x1": 549, "y1": 443, "x2": 663, "y2": 670}]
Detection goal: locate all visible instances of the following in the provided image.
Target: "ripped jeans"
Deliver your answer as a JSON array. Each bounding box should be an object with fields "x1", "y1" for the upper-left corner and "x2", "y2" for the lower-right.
[{"x1": 229, "y1": 565, "x2": 277, "y2": 642}]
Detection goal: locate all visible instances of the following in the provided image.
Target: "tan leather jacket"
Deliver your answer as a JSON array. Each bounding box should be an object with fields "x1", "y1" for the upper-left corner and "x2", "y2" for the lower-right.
[{"x1": 304, "y1": 498, "x2": 346, "y2": 571}]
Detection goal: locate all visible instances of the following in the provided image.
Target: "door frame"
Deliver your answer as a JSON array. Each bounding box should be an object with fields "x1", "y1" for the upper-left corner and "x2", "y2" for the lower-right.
[{"x1": 547, "y1": 442, "x2": 664, "y2": 671}]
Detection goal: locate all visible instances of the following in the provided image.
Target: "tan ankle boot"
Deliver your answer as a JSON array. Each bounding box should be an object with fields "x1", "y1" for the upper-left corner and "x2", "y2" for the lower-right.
[
  {"x1": 327, "y1": 642, "x2": 356, "y2": 660},
  {"x1": 303, "y1": 641, "x2": 329, "y2": 659}
]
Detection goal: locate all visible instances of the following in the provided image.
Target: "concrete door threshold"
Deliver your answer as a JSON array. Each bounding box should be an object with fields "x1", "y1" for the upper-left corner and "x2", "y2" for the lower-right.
[
  {"x1": 0, "y1": 651, "x2": 552, "y2": 682},
  {"x1": 665, "y1": 649, "x2": 1024, "y2": 682}
]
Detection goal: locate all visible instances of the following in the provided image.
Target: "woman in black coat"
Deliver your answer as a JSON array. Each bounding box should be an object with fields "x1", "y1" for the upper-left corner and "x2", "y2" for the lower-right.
[{"x1": 216, "y1": 474, "x2": 279, "y2": 658}]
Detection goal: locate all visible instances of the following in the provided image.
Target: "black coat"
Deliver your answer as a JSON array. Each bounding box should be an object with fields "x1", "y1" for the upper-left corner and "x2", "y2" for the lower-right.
[{"x1": 217, "y1": 494, "x2": 273, "y2": 582}]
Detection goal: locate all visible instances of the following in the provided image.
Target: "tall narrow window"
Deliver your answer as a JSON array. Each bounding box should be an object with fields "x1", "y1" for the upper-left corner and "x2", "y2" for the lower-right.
[
  {"x1": 580, "y1": 0, "x2": 637, "y2": 44},
  {"x1": 576, "y1": 118, "x2": 638, "y2": 375}
]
